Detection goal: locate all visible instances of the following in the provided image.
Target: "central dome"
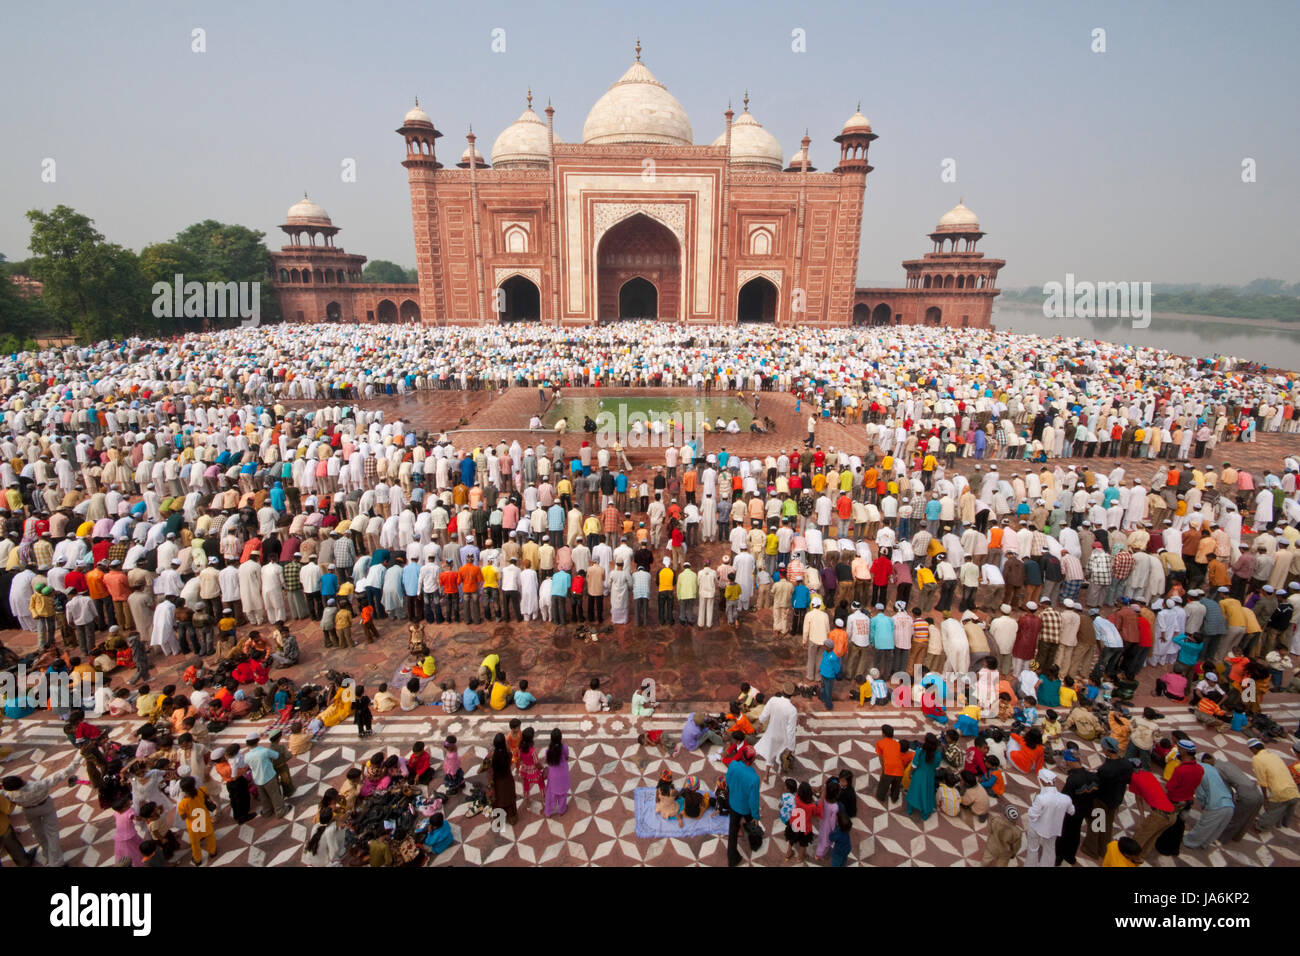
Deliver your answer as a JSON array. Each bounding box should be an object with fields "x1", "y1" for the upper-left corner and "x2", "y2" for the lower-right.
[{"x1": 582, "y1": 58, "x2": 693, "y2": 147}]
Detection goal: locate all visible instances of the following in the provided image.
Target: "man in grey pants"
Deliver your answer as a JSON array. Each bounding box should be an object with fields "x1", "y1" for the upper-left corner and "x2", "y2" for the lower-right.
[
  {"x1": 2, "y1": 776, "x2": 63, "y2": 865},
  {"x1": 1210, "y1": 753, "x2": 1264, "y2": 842}
]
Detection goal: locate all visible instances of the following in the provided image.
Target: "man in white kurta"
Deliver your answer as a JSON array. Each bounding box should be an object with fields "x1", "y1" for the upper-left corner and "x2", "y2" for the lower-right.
[{"x1": 754, "y1": 693, "x2": 799, "y2": 781}]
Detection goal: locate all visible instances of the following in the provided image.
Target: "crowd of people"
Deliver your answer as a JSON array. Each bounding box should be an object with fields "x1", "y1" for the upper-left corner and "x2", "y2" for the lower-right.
[{"x1": 0, "y1": 319, "x2": 1297, "y2": 867}]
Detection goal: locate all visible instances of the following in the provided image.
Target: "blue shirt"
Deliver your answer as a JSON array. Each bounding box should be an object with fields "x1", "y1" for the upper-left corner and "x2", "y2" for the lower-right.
[
  {"x1": 819, "y1": 648, "x2": 842, "y2": 680},
  {"x1": 424, "y1": 821, "x2": 454, "y2": 855},
  {"x1": 870, "y1": 613, "x2": 895, "y2": 650},
  {"x1": 792, "y1": 584, "x2": 810, "y2": 609},
  {"x1": 725, "y1": 759, "x2": 762, "y2": 818},
  {"x1": 1173, "y1": 634, "x2": 1203, "y2": 667},
  {"x1": 244, "y1": 746, "x2": 278, "y2": 786},
  {"x1": 1194, "y1": 763, "x2": 1234, "y2": 811},
  {"x1": 402, "y1": 562, "x2": 421, "y2": 597},
  {"x1": 550, "y1": 569, "x2": 571, "y2": 597},
  {"x1": 320, "y1": 573, "x2": 339, "y2": 598},
  {"x1": 462, "y1": 688, "x2": 479, "y2": 712},
  {"x1": 547, "y1": 504, "x2": 565, "y2": 531},
  {"x1": 513, "y1": 690, "x2": 536, "y2": 709}
]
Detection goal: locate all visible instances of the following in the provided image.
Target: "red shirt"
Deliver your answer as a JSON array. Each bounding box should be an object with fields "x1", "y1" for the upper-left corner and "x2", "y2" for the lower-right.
[
  {"x1": 1129, "y1": 770, "x2": 1175, "y2": 813},
  {"x1": 1165, "y1": 761, "x2": 1204, "y2": 803}
]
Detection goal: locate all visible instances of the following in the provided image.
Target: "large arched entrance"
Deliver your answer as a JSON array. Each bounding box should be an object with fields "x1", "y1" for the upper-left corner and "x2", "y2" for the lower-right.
[
  {"x1": 736, "y1": 277, "x2": 778, "y2": 323},
  {"x1": 924, "y1": 306, "x2": 942, "y2": 327},
  {"x1": 498, "y1": 275, "x2": 541, "y2": 321},
  {"x1": 325, "y1": 301, "x2": 342, "y2": 322},
  {"x1": 618, "y1": 277, "x2": 658, "y2": 319},
  {"x1": 872, "y1": 303, "x2": 893, "y2": 326},
  {"x1": 597, "y1": 213, "x2": 680, "y2": 319},
  {"x1": 376, "y1": 299, "x2": 398, "y2": 323},
  {"x1": 399, "y1": 299, "x2": 421, "y2": 323},
  {"x1": 852, "y1": 303, "x2": 871, "y2": 326}
]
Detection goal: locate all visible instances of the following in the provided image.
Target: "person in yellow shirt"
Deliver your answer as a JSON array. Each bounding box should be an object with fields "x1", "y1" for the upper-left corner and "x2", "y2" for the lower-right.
[
  {"x1": 1102, "y1": 836, "x2": 1143, "y2": 867},
  {"x1": 1250, "y1": 739, "x2": 1300, "y2": 830},
  {"x1": 657, "y1": 560, "x2": 675, "y2": 625},
  {"x1": 177, "y1": 775, "x2": 217, "y2": 865}
]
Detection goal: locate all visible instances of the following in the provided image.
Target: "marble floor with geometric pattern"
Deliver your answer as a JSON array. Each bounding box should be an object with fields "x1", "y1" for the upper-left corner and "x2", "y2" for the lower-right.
[{"x1": 4, "y1": 701, "x2": 1299, "y2": 867}]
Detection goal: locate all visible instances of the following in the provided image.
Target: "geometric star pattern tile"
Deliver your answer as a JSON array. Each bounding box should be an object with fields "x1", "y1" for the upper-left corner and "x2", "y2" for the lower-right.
[{"x1": 2, "y1": 704, "x2": 1298, "y2": 866}]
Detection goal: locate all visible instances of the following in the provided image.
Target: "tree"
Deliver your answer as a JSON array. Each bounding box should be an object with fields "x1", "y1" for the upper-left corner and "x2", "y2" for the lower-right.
[
  {"x1": 26, "y1": 205, "x2": 146, "y2": 340},
  {"x1": 172, "y1": 220, "x2": 280, "y2": 326},
  {"x1": 362, "y1": 260, "x2": 416, "y2": 284}
]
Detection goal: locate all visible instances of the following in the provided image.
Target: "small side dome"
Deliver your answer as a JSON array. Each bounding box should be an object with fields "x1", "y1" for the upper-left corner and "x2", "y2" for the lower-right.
[
  {"x1": 711, "y1": 102, "x2": 782, "y2": 169},
  {"x1": 457, "y1": 143, "x2": 488, "y2": 169},
  {"x1": 403, "y1": 100, "x2": 433, "y2": 126},
  {"x1": 936, "y1": 201, "x2": 980, "y2": 231},
  {"x1": 784, "y1": 145, "x2": 816, "y2": 172},
  {"x1": 840, "y1": 108, "x2": 872, "y2": 133},
  {"x1": 491, "y1": 101, "x2": 559, "y2": 167},
  {"x1": 286, "y1": 195, "x2": 331, "y2": 225}
]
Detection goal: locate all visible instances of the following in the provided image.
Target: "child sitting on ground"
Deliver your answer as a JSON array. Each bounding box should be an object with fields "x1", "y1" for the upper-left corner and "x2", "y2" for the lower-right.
[
  {"x1": 980, "y1": 754, "x2": 1006, "y2": 797},
  {"x1": 1013, "y1": 695, "x2": 1038, "y2": 726},
  {"x1": 655, "y1": 775, "x2": 682, "y2": 826},
  {"x1": 1041, "y1": 708, "x2": 1063, "y2": 759},
  {"x1": 959, "y1": 768, "x2": 991, "y2": 822},
  {"x1": 857, "y1": 668, "x2": 890, "y2": 706},
  {"x1": 997, "y1": 691, "x2": 1015, "y2": 722},
  {"x1": 513, "y1": 679, "x2": 536, "y2": 710},
  {"x1": 936, "y1": 770, "x2": 962, "y2": 817},
  {"x1": 713, "y1": 775, "x2": 730, "y2": 816},
  {"x1": 637, "y1": 729, "x2": 674, "y2": 756},
  {"x1": 441, "y1": 736, "x2": 464, "y2": 793}
]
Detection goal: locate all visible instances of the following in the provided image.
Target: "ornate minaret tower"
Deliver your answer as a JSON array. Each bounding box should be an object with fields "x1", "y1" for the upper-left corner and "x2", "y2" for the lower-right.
[{"x1": 398, "y1": 98, "x2": 446, "y2": 324}]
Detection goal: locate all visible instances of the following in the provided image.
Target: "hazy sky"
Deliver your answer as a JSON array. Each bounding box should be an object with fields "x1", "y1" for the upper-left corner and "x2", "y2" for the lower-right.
[{"x1": 2, "y1": 0, "x2": 1296, "y2": 287}]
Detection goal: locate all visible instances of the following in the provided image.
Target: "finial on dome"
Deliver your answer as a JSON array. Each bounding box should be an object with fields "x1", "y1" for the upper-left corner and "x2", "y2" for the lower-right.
[
  {"x1": 303, "y1": 190, "x2": 308, "y2": 199},
  {"x1": 414, "y1": 96, "x2": 419, "y2": 107},
  {"x1": 857, "y1": 100, "x2": 861, "y2": 112},
  {"x1": 959, "y1": 196, "x2": 964, "y2": 204},
  {"x1": 635, "y1": 37, "x2": 641, "y2": 61},
  {"x1": 743, "y1": 90, "x2": 750, "y2": 112},
  {"x1": 527, "y1": 88, "x2": 533, "y2": 109}
]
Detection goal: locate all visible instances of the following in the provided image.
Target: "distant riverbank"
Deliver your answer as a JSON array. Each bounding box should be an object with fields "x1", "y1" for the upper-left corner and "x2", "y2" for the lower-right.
[{"x1": 991, "y1": 304, "x2": 1300, "y2": 370}]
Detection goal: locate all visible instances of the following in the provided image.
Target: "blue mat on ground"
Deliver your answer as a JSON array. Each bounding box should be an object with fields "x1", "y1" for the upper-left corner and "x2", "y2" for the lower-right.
[{"x1": 633, "y1": 787, "x2": 729, "y2": 838}]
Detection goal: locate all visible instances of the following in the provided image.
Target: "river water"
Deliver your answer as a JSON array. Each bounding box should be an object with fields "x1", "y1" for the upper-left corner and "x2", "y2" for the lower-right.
[{"x1": 992, "y1": 303, "x2": 1300, "y2": 371}]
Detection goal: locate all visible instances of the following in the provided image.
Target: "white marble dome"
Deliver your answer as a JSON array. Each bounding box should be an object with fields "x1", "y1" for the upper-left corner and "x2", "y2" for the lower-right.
[
  {"x1": 403, "y1": 102, "x2": 433, "y2": 126},
  {"x1": 285, "y1": 196, "x2": 330, "y2": 224},
  {"x1": 840, "y1": 109, "x2": 872, "y2": 132},
  {"x1": 937, "y1": 201, "x2": 980, "y2": 231},
  {"x1": 491, "y1": 106, "x2": 558, "y2": 166},
  {"x1": 582, "y1": 60, "x2": 693, "y2": 146},
  {"x1": 712, "y1": 109, "x2": 781, "y2": 169},
  {"x1": 785, "y1": 145, "x2": 816, "y2": 172}
]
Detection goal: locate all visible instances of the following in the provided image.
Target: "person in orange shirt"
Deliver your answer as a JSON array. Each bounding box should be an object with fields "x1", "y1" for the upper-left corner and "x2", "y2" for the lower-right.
[
  {"x1": 438, "y1": 560, "x2": 461, "y2": 623},
  {"x1": 1007, "y1": 728, "x2": 1046, "y2": 774},
  {"x1": 458, "y1": 560, "x2": 483, "y2": 624},
  {"x1": 85, "y1": 561, "x2": 111, "y2": 629},
  {"x1": 874, "y1": 724, "x2": 906, "y2": 804},
  {"x1": 828, "y1": 620, "x2": 849, "y2": 659}
]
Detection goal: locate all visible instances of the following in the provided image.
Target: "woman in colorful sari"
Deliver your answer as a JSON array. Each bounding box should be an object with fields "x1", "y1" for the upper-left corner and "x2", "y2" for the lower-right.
[
  {"x1": 905, "y1": 733, "x2": 942, "y2": 821},
  {"x1": 482, "y1": 732, "x2": 518, "y2": 825},
  {"x1": 543, "y1": 728, "x2": 570, "y2": 817},
  {"x1": 319, "y1": 682, "x2": 353, "y2": 728}
]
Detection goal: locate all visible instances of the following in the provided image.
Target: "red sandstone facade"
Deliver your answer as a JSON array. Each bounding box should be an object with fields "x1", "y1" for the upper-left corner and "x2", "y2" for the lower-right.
[
  {"x1": 397, "y1": 55, "x2": 888, "y2": 327},
  {"x1": 269, "y1": 195, "x2": 420, "y2": 324},
  {"x1": 271, "y1": 49, "x2": 1004, "y2": 329}
]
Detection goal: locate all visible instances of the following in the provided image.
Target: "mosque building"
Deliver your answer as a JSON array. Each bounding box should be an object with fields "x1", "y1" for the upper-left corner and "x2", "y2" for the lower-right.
[{"x1": 273, "y1": 43, "x2": 1004, "y2": 328}]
